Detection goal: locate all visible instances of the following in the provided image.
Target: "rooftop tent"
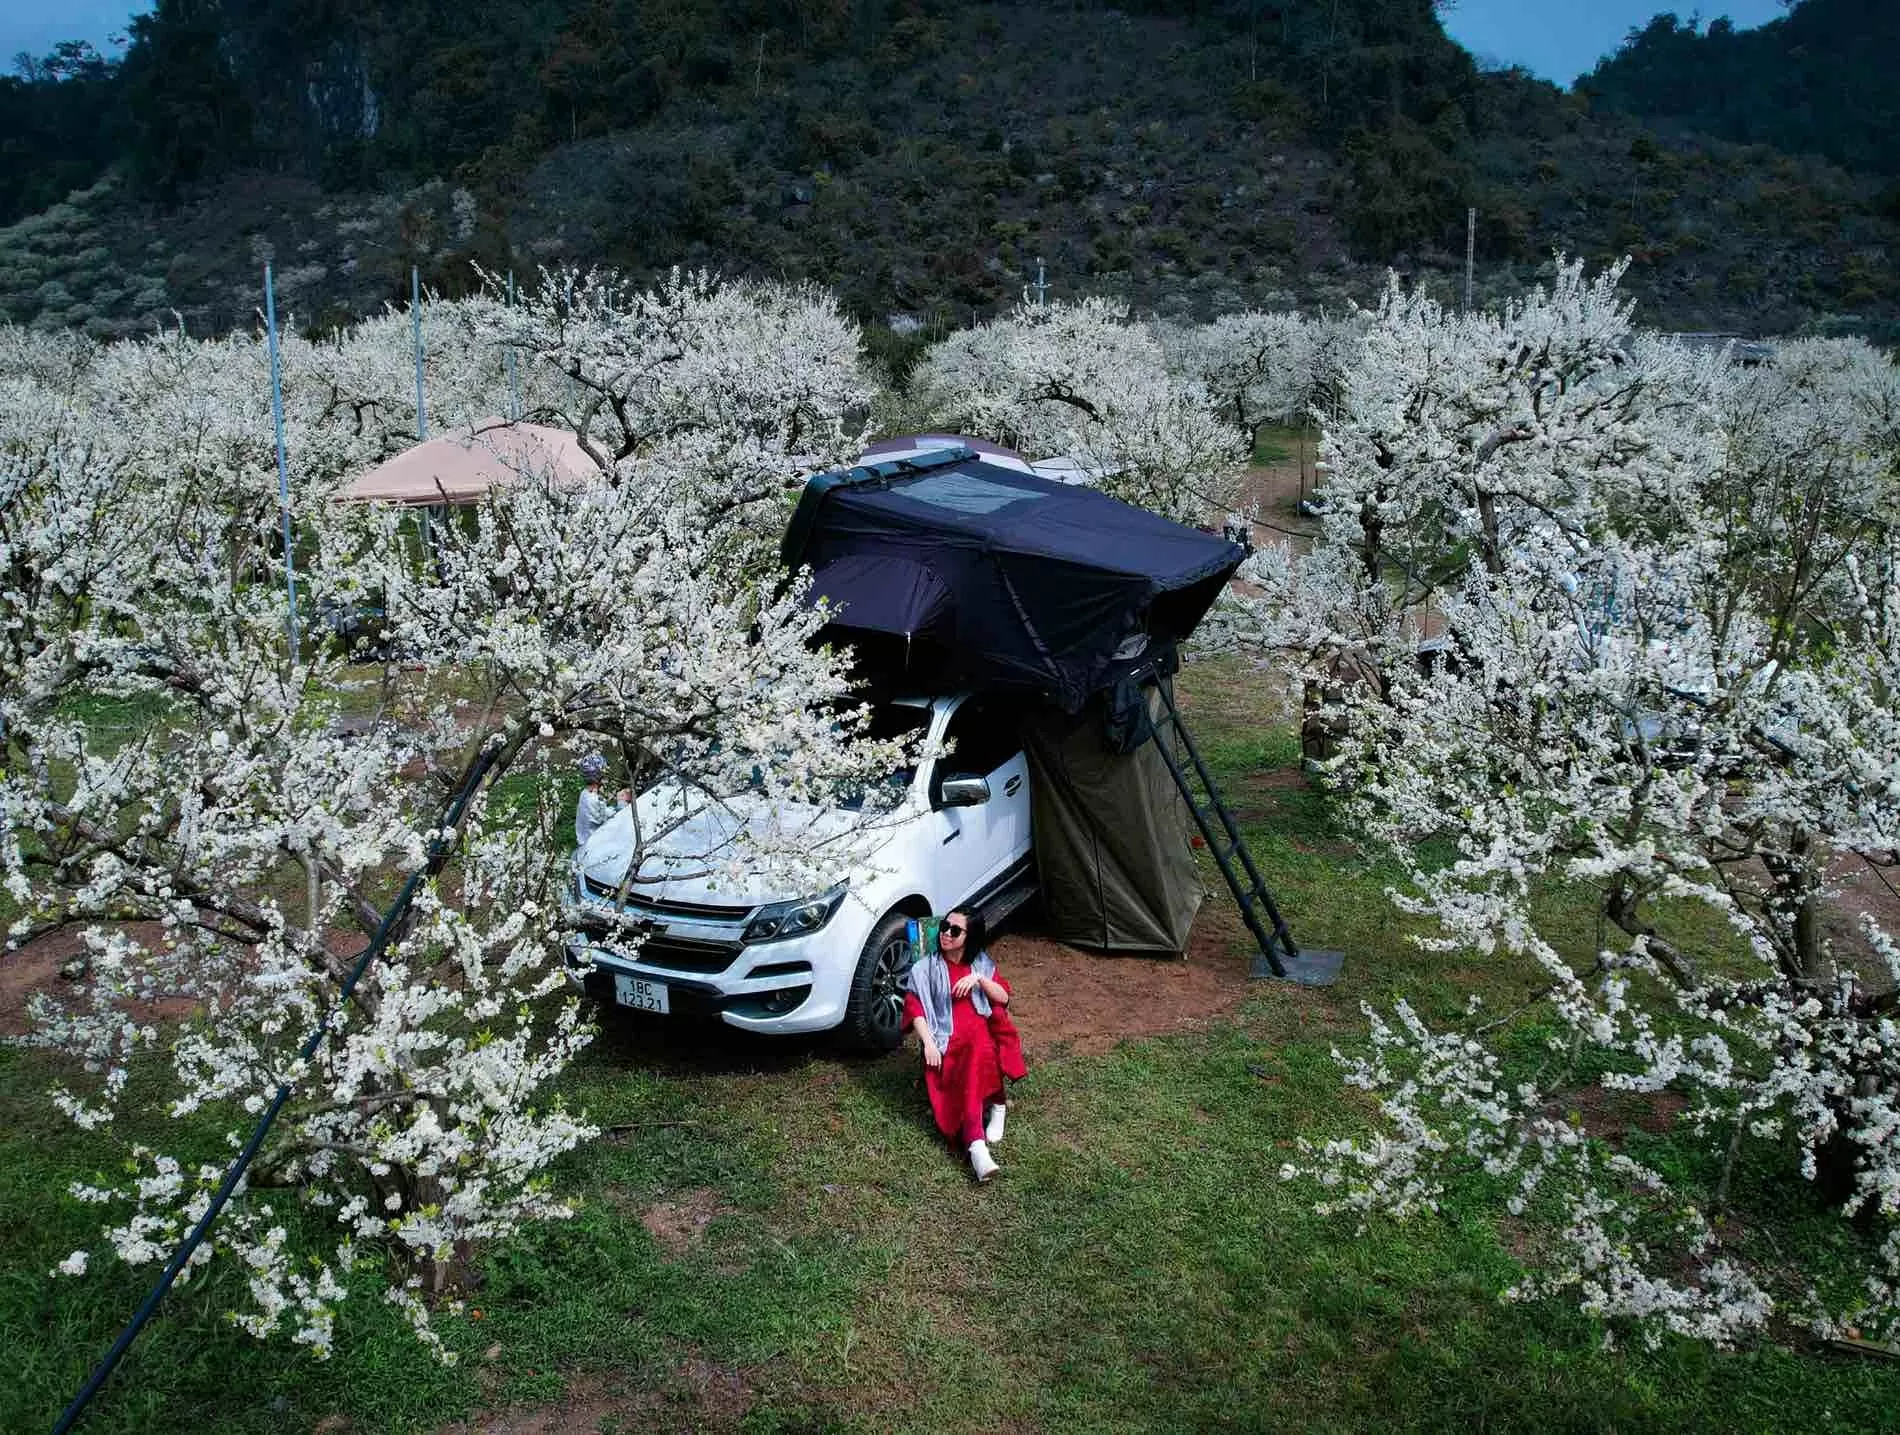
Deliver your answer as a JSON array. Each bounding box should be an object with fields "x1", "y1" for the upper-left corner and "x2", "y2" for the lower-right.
[
  {"x1": 335, "y1": 419, "x2": 599, "y2": 507},
  {"x1": 785, "y1": 446, "x2": 1244, "y2": 712},
  {"x1": 784, "y1": 446, "x2": 1335, "y2": 977},
  {"x1": 859, "y1": 433, "x2": 1035, "y2": 473}
]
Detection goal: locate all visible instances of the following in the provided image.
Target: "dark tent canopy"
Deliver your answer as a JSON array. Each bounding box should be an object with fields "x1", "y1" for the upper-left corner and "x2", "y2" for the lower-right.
[{"x1": 784, "y1": 446, "x2": 1244, "y2": 712}]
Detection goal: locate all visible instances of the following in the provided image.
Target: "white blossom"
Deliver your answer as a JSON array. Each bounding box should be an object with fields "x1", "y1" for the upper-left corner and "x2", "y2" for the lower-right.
[
  {"x1": 1, "y1": 269, "x2": 909, "y2": 1360},
  {"x1": 907, "y1": 297, "x2": 1247, "y2": 521},
  {"x1": 1238, "y1": 259, "x2": 1900, "y2": 1347}
]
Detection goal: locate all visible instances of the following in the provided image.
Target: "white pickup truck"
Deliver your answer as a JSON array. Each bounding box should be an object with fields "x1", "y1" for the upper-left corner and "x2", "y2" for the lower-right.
[{"x1": 564, "y1": 691, "x2": 1037, "y2": 1050}]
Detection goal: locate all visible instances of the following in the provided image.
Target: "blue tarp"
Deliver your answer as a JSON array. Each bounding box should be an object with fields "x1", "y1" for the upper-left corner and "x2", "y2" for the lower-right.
[{"x1": 785, "y1": 447, "x2": 1243, "y2": 711}]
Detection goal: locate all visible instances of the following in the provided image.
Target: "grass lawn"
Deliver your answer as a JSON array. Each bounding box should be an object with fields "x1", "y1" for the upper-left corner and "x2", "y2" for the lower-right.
[
  {"x1": 1252, "y1": 423, "x2": 1318, "y2": 471},
  {"x1": 5, "y1": 659, "x2": 1897, "y2": 1433}
]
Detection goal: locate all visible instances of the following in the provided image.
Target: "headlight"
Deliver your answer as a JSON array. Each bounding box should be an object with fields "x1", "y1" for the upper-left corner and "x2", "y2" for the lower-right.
[{"x1": 742, "y1": 884, "x2": 847, "y2": 944}]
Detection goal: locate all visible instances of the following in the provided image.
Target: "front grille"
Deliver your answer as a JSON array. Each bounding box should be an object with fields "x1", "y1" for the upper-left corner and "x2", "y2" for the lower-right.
[
  {"x1": 631, "y1": 935, "x2": 743, "y2": 976},
  {"x1": 582, "y1": 876, "x2": 753, "y2": 922}
]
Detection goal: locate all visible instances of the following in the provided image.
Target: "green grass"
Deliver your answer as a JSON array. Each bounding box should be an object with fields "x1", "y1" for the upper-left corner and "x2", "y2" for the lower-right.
[
  {"x1": 1252, "y1": 424, "x2": 1313, "y2": 467},
  {"x1": 5, "y1": 658, "x2": 1897, "y2": 1432},
  {"x1": 52, "y1": 689, "x2": 179, "y2": 756}
]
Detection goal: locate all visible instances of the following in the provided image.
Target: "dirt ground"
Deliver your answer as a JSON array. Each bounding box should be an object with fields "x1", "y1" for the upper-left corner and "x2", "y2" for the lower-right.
[
  {"x1": 0, "y1": 923, "x2": 204, "y2": 1038},
  {"x1": 428, "y1": 1358, "x2": 760, "y2": 1435},
  {"x1": 0, "y1": 896, "x2": 1261, "y2": 1055},
  {"x1": 1235, "y1": 457, "x2": 1320, "y2": 555},
  {"x1": 0, "y1": 918, "x2": 385, "y2": 1041},
  {"x1": 1823, "y1": 853, "x2": 1900, "y2": 993},
  {"x1": 983, "y1": 899, "x2": 1255, "y2": 1057}
]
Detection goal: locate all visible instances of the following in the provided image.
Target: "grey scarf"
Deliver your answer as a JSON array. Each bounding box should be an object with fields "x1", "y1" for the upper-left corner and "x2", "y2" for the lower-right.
[{"x1": 908, "y1": 949, "x2": 996, "y2": 1055}]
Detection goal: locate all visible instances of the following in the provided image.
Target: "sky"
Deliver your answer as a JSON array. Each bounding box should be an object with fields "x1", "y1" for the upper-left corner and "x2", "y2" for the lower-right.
[
  {"x1": 3, "y1": 1, "x2": 1791, "y2": 87},
  {"x1": 3, "y1": 2, "x2": 145, "y2": 67},
  {"x1": 1440, "y1": 1, "x2": 1791, "y2": 85}
]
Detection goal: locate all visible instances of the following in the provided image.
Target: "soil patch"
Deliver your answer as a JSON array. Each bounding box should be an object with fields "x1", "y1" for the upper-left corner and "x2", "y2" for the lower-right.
[
  {"x1": 1235, "y1": 459, "x2": 1322, "y2": 555},
  {"x1": 1826, "y1": 853, "x2": 1900, "y2": 995},
  {"x1": 1247, "y1": 767, "x2": 1308, "y2": 792},
  {"x1": 988, "y1": 899, "x2": 1253, "y2": 1057},
  {"x1": 637, "y1": 1187, "x2": 729, "y2": 1258},
  {"x1": 434, "y1": 1357, "x2": 760, "y2": 1435},
  {"x1": 0, "y1": 924, "x2": 203, "y2": 1038},
  {"x1": 0, "y1": 920, "x2": 376, "y2": 1040},
  {"x1": 1563, "y1": 1085, "x2": 1691, "y2": 1144}
]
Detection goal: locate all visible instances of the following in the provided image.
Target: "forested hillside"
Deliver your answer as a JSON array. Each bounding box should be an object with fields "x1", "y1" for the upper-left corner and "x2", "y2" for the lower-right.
[
  {"x1": 1, "y1": 0, "x2": 1895, "y2": 343},
  {"x1": 1583, "y1": 0, "x2": 1900, "y2": 177}
]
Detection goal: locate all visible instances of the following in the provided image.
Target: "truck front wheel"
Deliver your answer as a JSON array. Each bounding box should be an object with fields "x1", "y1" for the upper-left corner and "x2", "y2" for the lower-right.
[{"x1": 842, "y1": 911, "x2": 913, "y2": 1053}]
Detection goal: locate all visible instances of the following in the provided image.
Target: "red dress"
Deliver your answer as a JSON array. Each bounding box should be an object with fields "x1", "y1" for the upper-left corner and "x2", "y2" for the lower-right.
[{"x1": 903, "y1": 958, "x2": 1028, "y2": 1148}]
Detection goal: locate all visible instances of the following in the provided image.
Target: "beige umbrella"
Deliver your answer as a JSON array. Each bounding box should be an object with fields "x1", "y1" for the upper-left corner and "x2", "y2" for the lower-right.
[{"x1": 336, "y1": 419, "x2": 599, "y2": 506}]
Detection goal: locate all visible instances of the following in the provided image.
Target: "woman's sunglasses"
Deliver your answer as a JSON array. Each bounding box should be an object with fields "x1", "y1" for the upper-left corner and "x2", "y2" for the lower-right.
[{"x1": 940, "y1": 923, "x2": 966, "y2": 937}]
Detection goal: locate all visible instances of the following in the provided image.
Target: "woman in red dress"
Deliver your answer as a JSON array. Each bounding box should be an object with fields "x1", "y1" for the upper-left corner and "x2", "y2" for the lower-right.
[{"x1": 902, "y1": 907, "x2": 1028, "y2": 1181}]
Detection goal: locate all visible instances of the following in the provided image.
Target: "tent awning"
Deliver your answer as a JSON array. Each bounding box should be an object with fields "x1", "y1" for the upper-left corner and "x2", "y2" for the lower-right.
[
  {"x1": 336, "y1": 419, "x2": 598, "y2": 506},
  {"x1": 806, "y1": 553, "x2": 953, "y2": 639}
]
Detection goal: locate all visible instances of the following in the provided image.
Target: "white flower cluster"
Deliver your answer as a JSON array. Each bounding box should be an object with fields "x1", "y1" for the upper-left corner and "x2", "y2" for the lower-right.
[
  {"x1": 1156, "y1": 308, "x2": 1368, "y2": 445},
  {"x1": 906, "y1": 296, "x2": 1249, "y2": 522},
  {"x1": 1235, "y1": 258, "x2": 1900, "y2": 1346},
  {"x1": 1, "y1": 268, "x2": 911, "y2": 1360}
]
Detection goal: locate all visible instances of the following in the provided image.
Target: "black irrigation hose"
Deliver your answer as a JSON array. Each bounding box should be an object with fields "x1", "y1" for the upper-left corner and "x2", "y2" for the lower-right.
[
  {"x1": 1865, "y1": 852, "x2": 1900, "y2": 908},
  {"x1": 52, "y1": 734, "x2": 509, "y2": 1435}
]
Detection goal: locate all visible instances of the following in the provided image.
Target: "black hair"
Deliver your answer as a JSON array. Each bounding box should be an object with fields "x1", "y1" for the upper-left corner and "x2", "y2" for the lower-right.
[{"x1": 945, "y1": 907, "x2": 987, "y2": 954}]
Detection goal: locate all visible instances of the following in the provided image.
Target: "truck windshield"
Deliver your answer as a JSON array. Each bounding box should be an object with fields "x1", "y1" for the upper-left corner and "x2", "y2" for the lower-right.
[{"x1": 829, "y1": 699, "x2": 932, "y2": 811}]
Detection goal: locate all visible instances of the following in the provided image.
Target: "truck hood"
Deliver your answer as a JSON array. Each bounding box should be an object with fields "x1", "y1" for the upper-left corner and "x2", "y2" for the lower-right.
[{"x1": 576, "y1": 782, "x2": 884, "y2": 910}]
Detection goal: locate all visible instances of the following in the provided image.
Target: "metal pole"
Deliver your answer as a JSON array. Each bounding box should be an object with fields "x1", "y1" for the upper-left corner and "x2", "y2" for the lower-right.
[
  {"x1": 1464, "y1": 208, "x2": 1476, "y2": 312},
  {"x1": 264, "y1": 264, "x2": 299, "y2": 657},
  {"x1": 506, "y1": 270, "x2": 521, "y2": 421},
  {"x1": 411, "y1": 266, "x2": 433, "y2": 560},
  {"x1": 1023, "y1": 257, "x2": 1049, "y2": 308},
  {"x1": 411, "y1": 265, "x2": 428, "y2": 441}
]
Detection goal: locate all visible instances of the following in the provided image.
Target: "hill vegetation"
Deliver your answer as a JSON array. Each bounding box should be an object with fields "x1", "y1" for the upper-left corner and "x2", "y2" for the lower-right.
[
  {"x1": 1583, "y1": 0, "x2": 1900, "y2": 177},
  {"x1": 1, "y1": 0, "x2": 1896, "y2": 342}
]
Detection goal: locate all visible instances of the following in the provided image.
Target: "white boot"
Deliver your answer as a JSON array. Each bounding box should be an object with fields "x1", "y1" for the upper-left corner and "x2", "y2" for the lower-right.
[
  {"x1": 984, "y1": 1103, "x2": 1007, "y2": 1146},
  {"x1": 968, "y1": 1139, "x2": 999, "y2": 1182}
]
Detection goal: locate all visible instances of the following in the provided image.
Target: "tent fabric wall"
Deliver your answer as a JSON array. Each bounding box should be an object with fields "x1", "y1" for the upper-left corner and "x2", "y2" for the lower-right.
[{"x1": 1021, "y1": 689, "x2": 1202, "y2": 955}]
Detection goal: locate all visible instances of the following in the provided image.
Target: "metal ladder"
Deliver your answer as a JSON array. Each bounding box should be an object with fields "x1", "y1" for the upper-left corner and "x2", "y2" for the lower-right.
[{"x1": 1150, "y1": 678, "x2": 1343, "y2": 986}]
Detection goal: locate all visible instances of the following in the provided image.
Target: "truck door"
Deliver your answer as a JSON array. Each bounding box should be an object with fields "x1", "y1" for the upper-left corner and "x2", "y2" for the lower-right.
[{"x1": 931, "y1": 693, "x2": 1031, "y2": 906}]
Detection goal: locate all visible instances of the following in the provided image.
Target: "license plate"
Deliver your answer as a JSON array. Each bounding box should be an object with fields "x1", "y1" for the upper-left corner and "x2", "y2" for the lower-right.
[{"x1": 613, "y1": 973, "x2": 670, "y2": 1014}]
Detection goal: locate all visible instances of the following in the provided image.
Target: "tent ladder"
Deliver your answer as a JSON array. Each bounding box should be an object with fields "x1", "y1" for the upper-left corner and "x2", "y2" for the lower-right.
[{"x1": 1150, "y1": 678, "x2": 1343, "y2": 986}]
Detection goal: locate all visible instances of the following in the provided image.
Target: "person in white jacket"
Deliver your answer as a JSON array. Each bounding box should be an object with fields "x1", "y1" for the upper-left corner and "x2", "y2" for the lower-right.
[{"x1": 573, "y1": 754, "x2": 630, "y2": 850}]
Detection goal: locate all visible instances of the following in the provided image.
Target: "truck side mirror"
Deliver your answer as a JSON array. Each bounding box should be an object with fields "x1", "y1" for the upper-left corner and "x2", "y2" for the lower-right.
[{"x1": 937, "y1": 773, "x2": 991, "y2": 808}]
